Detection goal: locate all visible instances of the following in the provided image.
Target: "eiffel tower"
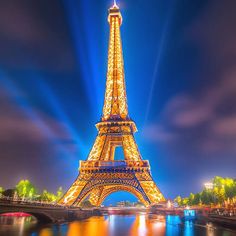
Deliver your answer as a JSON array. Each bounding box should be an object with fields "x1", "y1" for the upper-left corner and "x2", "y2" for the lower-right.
[{"x1": 59, "y1": 1, "x2": 165, "y2": 207}]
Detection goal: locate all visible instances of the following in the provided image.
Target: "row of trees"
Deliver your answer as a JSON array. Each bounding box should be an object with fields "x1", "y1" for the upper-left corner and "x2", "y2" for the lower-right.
[
  {"x1": 0, "y1": 180, "x2": 63, "y2": 203},
  {"x1": 175, "y1": 176, "x2": 236, "y2": 207}
]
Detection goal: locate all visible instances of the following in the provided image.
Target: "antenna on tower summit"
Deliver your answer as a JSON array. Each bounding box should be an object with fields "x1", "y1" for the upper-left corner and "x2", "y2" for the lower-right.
[{"x1": 113, "y1": 0, "x2": 118, "y2": 7}]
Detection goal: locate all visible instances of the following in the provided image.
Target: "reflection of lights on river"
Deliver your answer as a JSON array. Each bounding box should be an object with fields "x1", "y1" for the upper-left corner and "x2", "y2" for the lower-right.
[
  {"x1": 166, "y1": 215, "x2": 181, "y2": 236},
  {"x1": 38, "y1": 228, "x2": 53, "y2": 236},
  {"x1": 152, "y1": 220, "x2": 165, "y2": 230},
  {"x1": 108, "y1": 214, "x2": 115, "y2": 232},
  {"x1": 2, "y1": 214, "x2": 234, "y2": 236},
  {"x1": 19, "y1": 217, "x2": 25, "y2": 236},
  {"x1": 184, "y1": 220, "x2": 194, "y2": 236},
  {"x1": 137, "y1": 214, "x2": 147, "y2": 235},
  {"x1": 0, "y1": 215, "x2": 37, "y2": 236},
  {"x1": 129, "y1": 214, "x2": 167, "y2": 236},
  {"x1": 66, "y1": 222, "x2": 81, "y2": 236},
  {"x1": 206, "y1": 222, "x2": 215, "y2": 236},
  {"x1": 166, "y1": 215, "x2": 181, "y2": 225},
  {"x1": 67, "y1": 216, "x2": 108, "y2": 236},
  {"x1": 145, "y1": 214, "x2": 166, "y2": 235},
  {"x1": 129, "y1": 214, "x2": 146, "y2": 235}
]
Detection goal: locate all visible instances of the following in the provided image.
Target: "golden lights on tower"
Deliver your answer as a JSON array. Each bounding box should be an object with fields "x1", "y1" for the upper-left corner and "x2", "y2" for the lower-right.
[
  {"x1": 103, "y1": 1, "x2": 126, "y2": 121},
  {"x1": 59, "y1": 1, "x2": 165, "y2": 207}
]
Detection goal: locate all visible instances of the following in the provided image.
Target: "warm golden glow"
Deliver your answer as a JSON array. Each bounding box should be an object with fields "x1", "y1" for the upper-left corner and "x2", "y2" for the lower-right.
[
  {"x1": 59, "y1": 3, "x2": 165, "y2": 207},
  {"x1": 129, "y1": 214, "x2": 166, "y2": 236},
  {"x1": 67, "y1": 217, "x2": 108, "y2": 236},
  {"x1": 39, "y1": 228, "x2": 53, "y2": 236},
  {"x1": 103, "y1": 4, "x2": 126, "y2": 121}
]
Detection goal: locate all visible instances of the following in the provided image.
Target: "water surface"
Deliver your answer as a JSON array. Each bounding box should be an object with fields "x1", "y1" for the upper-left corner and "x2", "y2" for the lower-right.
[{"x1": 0, "y1": 214, "x2": 235, "y2": 236}]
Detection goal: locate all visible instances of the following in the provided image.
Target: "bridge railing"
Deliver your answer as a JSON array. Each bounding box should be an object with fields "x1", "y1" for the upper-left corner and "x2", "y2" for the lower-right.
[{"x1": 0, "y1": 196, "x2": 72, "y2": 208}]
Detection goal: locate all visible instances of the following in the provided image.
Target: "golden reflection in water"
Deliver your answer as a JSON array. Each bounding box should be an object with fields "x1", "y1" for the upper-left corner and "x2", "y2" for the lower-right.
[
  {"x1": 0, "y1": 216, "x2": 37, "y2": 236},
  {"x1": 19, "y1": 217, "x2": 26, "y2": 236},
  {"x1": 67, "y1": 216, "x2": 108, "y2": 236},
  {"x1": 129, "y1": 214, "x2": 166, "y2": 236},
  {"x1": 39, "y1": 228, "x2": 53, "y2": 236},
  {"x1": 206, "y1": 223, "x2": 215, "y2": 236}
]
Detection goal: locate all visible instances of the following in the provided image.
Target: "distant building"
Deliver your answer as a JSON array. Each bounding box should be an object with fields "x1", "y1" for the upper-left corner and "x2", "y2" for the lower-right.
[
  {"x1": 134, "y1": 201, "x2": 145, "y2": 207},
  {"x1": 116, "y1": 201, "x2": 141, "y2": 207},
  {"x1": 117, "y1": 201, "x2": 125, "y2": 207}
]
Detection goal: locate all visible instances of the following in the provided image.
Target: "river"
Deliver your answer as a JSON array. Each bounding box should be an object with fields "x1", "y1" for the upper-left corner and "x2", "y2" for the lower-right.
[{"x1": 0, "y1": 214, "x2": 235, "y2": 236}]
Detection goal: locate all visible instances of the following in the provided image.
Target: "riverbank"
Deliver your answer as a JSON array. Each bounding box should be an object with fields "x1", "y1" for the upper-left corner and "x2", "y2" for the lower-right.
[{"x1": 202, "y1": 214, "x2": 236, "y2": 229}]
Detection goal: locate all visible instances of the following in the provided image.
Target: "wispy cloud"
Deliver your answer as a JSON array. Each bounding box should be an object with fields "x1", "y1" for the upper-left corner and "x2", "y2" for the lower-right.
[
  {"x1": 0, "y1": 88, "x2": 75, "y2": 144},
  {"x1": 143, "y1": 69, "x2": 236, "y2": 154},
  {"x1": 0, "y1": 1, "x2": 75, "y2": 71}
]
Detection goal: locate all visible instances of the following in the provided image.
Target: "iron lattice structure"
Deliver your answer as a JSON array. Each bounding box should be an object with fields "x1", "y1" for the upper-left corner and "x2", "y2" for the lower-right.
[{"x1": 59, "y1": 3, "x2": 165, "y2": 207}]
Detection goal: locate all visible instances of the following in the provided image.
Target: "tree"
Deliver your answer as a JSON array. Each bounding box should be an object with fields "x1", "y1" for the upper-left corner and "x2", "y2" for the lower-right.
[
  {"x1": 56, "y1": 187, "x2": 63, "y2": 201},
  {"x1": 0, "y1": 187, "x2": 4, "y2": 197},
  {"x1": 2, "y1": 189, "x2": 15, "y2": 198},
  {"x1": 188, "y1": 193, "x2": 195, "y2": 205},
  {"x1": 182, "y1": 198, "x2": 189, "y2": 206},
  {"x1": 201, "y1": 190, "x2": 215, "y2": 205},
  {"x1": 40, "y1": 190, "x2": 57, "y2": 202},
  {"x1": 192, "y1": 193, "x2": 201, "y2": 205},
  {"x1": 174, "y1": 176, "x2": 236, "y2": 207},
  {"x1": 232, "y1": 182, "x2": 236, "y2": 198},
  {"x1": 15, "y1": 180, "x2": 37, "y2": 200},
  {"x1": 174, "y1": 196, "x2": 182, "y2": 206},
  {"x1": 224, "y1": 178, "x2": 235, "y2": 199},
  {"x1": 213, "y1": 187, "x2": 225, "y2": 204}
]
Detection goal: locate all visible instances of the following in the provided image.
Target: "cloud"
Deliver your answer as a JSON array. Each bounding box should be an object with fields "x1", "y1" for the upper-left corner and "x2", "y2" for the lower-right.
[
  {"x1": 0, "y1": 87, "x2": 74, "y2": 144},
  {"x1": 0, "y1": 87, "x2": 81, "y2": 190},
  {"x1": 212, "y1": 116, "x2": 236, "y2": 137},
  {"x1": 143, "y1": 0, "x2": 236, "y2": 156},
  {"x1": 0, "y1": 114, "x2": 72, "y2": 144},
  {"x1": 143, "y1": 124, "x2": 176, "y2": 142},
  {"x1": 143, "y1": 66, "x2": 236, "y2": 155},
  {"x1": 188, "y1": 0, "x2": 236, "y2": 62},
  {"x1": 0, "y1": 1, "x2": 45, "y2": 43},
  {"x1": 162, "y1": 95, "x2": 212, "y2": 128},
  {"x1": 0, "y1": 0, "x2": 75, "y2": 71}
]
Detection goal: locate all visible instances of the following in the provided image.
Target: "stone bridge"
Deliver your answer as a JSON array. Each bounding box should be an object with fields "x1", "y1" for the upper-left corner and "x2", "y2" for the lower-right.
[{"x1": 0, "y1": 201, "x2": 97, "y2": 223}]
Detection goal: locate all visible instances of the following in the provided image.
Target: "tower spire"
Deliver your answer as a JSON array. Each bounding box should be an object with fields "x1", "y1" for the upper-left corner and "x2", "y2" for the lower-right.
[
  {"x1": 102, "y1": 1, "x2": 127, "y2": 121},
  {"x1": 113, "y1": 0, "x2": 118, "y2": 8}
]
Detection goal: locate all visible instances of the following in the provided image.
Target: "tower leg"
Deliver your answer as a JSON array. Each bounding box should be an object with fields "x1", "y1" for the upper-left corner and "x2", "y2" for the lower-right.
[
  {"x1": 135, "y1": 172, "x2": 164, "y2": 204},
  {"x1": 88, "y1": 187, "x2": 104, "y2": 206}
]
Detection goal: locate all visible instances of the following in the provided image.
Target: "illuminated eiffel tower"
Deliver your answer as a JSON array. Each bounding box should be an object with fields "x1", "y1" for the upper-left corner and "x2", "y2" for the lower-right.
[{"x1": 59, "y1": 1, "x2": 165, "y2": 207}]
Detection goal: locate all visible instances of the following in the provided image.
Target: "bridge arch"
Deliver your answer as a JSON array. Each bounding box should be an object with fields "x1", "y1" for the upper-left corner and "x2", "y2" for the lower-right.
[
  {"x1": 0, "y1": 210, "x2": 54, "y2": 223},
  {"x1": 25, "y1": 212, "x2": 53, "y2": 223}
]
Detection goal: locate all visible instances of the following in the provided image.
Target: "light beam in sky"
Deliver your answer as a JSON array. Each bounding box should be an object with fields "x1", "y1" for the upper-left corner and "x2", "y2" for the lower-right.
[
  {"x1": 0, "y1": 69, "x2": 76, "y2": 159},
  {"x1": 143, "y1": 0, "x2": 176, "y2": 126},
  {"x1": 62, "y1": 0, "x2": 105, "y2": 119},
  {"x1": 34, "y1": 75, "x2": 85, "y2": 149}
]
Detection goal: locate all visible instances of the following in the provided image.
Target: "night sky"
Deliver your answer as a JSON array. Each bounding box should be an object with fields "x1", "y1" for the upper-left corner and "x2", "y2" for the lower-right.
[{"x1": 0, "y1": 0, "x2": 236, "y2": 204}]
